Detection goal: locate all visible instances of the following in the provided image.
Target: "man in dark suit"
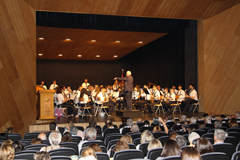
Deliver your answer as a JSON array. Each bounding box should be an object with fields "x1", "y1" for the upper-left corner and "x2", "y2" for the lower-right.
[{"x1": 114, "y1": 71, "x2": 133, "y2": 110}]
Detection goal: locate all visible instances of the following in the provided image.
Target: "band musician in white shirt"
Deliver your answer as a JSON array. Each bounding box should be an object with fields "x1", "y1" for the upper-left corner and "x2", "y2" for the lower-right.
[
  {"x1": 182, "y1": 84, "x2": 198, "y2": 112},
  {"x1": 40, "y1": 81, "x2": 47, "y2": 90},
  {"x1": 82, "y1": 79, "x2": 90, "y2": 89},
  {"x1": 49, "y1": 80, "x2": 58, "y2": 90},
  {"x1": 176, "y1": 84, "x2": 185, "y2": 102}
]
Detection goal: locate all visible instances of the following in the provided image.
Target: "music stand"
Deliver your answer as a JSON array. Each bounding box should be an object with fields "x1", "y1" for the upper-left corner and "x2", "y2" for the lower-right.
[{"x1": 142, "y1": 88, "x2": 150, "y2": 95}]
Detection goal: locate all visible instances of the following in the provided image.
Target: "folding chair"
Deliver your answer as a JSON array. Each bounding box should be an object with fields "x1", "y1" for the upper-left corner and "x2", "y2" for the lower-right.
[
  {"x1": 171, "y1": 101, "x2": 181, "y2": 113},
  {"x1": 155, "y1": 102, "x2": 164, "y2": 114},
  {"x1": 94, "y1": 104, "x2": 109, "y2": 117},
  {"x1": 79, "y1": 103, "x2": 92, "y2": 118},
  {"x1": 189, "y1": 95, "x2": 201, "y2": 112}
]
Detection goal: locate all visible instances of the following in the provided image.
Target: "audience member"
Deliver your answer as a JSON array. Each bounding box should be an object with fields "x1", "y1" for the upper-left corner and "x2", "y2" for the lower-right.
[
  {"x1": 79, "y1": 127, "x2": 98, "y2": 152},
  {"x1": 214, "y1": 129, "x2": 228, "y2": 144},
  {"x1": 190, "y1": 117, "x2": 197, "y2": 124},
  {"x1": 65, "y1": 120, "x2": 84, "y2": 140},
  {"x1": 156, "y1": 140, "x2": 181, "y2": 160},
  {"x1": 115, "y1": 140, "x2": 129, "y2": 152},
  {"x1": 61, "y1": 132, "x2": 72, "y2": 142},
  {"x1": 153, "y1": 126, "x2": 162, "y2": 133},
  {"x1": 119, "y1": 117, "x2": 127, "y2": 129},
  {"x1": 229, "y1": 118, "x2": 238, "y2": 128},
  {"x1": 31, "y1": 138, "x2": 43, "y2": 145},
  {"x1": 0, "y1": 144, "x2": 15, "y2": 160},
  {"x1": 1, "y1": 139, "x2": 13, "y2": 146},
  {"x1": 12, "y1": 140, "x2": 24, "y2": 153},
  {"x1": 204, "y1": 116, "x2": 211, "y2": 124},
  {"x1": 137, "y1": 130, "x2": 154, "y2": 149},
  {"x1": 79, "y1": 146, "x2": 97, "y2": 160},
  {"x1": 169, "y1": 132, "x2": 179, "y2": 140},
  {"x1": 120, "y1": 118, "x2": 133, "y2": 134},
  {"x1": 38, "y1": 132, "x2": 47, "y2": 140},
  {"x1": 88, "y1": 144, "x2": 102, "y2": 152},
  {"x1": 143, "y1": 120, "x2": 150, "y2": 126},
  {"x1": 137, "y1": 118, "x2": 143, "y2": 124},
  {"x1": 195, "y1": 137, "x2": 213, "y2": 155},
  {"x1": 70, "y1": 126, "x2": 79, "y2": 136},
  {"x1": 188, "y1": 132, "x2": 200, "y2": 147},
  {"x1": 34, "y1": 151, "x2": 51, "y2": 160},
  {"x1": 49, "y1": 122, "x2": 57, "y2": 131},
  {"x1": 40, "y1": 131, "x2": 62, "y2": 152},
  {"x1": 181, "y1": 115, "x2": 188, "y2": 125},
  {"x1": 119, "y1": 134, "x2": 133, "y2": 144},
  {"x1": 175, "y1": 135, "x2": 187, "y2": 148},
  {"x1": 181, "y1": 147, "x2": 201, "y2": 160},
  {"x1": 130, "y1": 123, "x2": 139, "y2": 133},
  {"x1": 147, "y1": 139, "x2": 162, "y2": 151},
  {"x1": 214, "y1": 120, "x2": 222, "y2": 128},
  {"x1": 158, "y1": 117, "x2": 169, "y2": 134}
]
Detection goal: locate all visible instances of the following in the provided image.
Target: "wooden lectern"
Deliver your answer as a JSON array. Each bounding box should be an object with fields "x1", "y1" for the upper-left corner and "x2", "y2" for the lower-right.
[{"x1": 37, "y1": 90, "x2": 55, "y2": 120}]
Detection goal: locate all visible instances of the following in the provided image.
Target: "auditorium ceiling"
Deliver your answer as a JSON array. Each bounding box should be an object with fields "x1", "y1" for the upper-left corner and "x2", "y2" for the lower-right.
[
  {"x1": 24, "y1": 0, "x2": 240, "y2": 20},
  {"x1": 37, "y1": 26, "x2": 167, "y2": 60}
]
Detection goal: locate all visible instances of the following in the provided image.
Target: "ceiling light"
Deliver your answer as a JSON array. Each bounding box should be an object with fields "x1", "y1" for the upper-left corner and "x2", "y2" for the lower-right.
[
  {"x1": 138, "y1": 41, "x2": 143, "y2": 43},
  {"x1": 38, "y1": 53, "x2": 43, "y2": 56},
  {"x1": 58, "y1": 54, "x2": 63, "y2": 56},
  {"x1": 96, "y1": 55, "x2": 100, "y2": 57},
  {"x1": 39, "y1": 37, "x2": 44, "y2": 40},
  {"x1": 115, "y1": 40, "x2": 120, "y2": 43},
  {"x1": 114, "y1": 55, "x2": 118, "y2": 58},
  {"x1": 91, "y1": 40, "x2": 96, "y2": 42},
  {"x1": 65, "y1": 38, "x2": 71, "y2": 41},
  {"x1": 78, "y1": 55, "x2": 82, "y2": 57}
]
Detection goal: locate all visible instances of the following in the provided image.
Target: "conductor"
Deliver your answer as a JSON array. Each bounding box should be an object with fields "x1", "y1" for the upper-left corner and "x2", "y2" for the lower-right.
[{"x1": 114, "y1": 71, "x2": 133, "y2": 110}]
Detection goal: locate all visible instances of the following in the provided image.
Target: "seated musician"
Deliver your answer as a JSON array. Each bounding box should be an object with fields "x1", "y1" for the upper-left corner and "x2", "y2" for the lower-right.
[
  {"x1": 79, "y1": 88, "x2": 92, "y2": 116},
  {"x1": 113, "y1": 88, "x2": 124, "y2": 110},
  {"x1": 182, "y1": 84, "x2": 198, "y2": 112},
  {"x1": 157, "y1": 85, "x2": 164, "y2": 96},
  {"x1": 147, "y1": 85, "x2": 161, "y2": 114},
  {"x1": 40, "y1": 81, "x2": 47, "y2": 90},
  {"x1": 176, "y1": 84, "x2": 185, "y2": 102},
  {"x1": 113, "y1": 80, "x2": 120, "y2": 92},
  {"x1": 132, "y1": 87, "x2": 140, "y2": 109},
  {"x1": 162, "y1": 87, "x2": 170, "y2": 111},
  {"x1": 49, "y1": 80, "x2": 58, "y2": 90},
  {"x1": 136, "y1": 85, "x2": 149, "y2": 111}
]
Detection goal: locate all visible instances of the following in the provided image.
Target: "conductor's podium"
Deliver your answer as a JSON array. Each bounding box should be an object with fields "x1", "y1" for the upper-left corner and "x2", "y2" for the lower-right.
[
  {"x1": 37, "y1": 90, "x2": 55, "y2": 119},
  {"x1": 116, "y1": 110, "x2": 142, "y2": 118}
]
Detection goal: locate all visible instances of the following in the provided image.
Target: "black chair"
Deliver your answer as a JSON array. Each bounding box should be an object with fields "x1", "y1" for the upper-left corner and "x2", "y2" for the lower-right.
[
  {"x1": 46, "y1": 132, "x2": 51, "y2": 138},
  {"x1": 109, "y1": 144, "x2": 136, "y2": 157},
  {"x1": 138, "y1": 142, "x2": 149, "y2": 157},
  {"x1": 133, "y1": 137, "x2": 141, "y2": 146},
  {"x1": 205, "y1": 123, "x2": 215, "y2": 129},
  {"x1": 102, "y1": 125, "x2": 118, "y2": 133},
  {"x1": 236, "y1": 143, "x2": 240, "y2": 151},
  {"x1": 158, "y1": 136, "x2": 169, "y2": 146},
  {"x1": 224, "y1": 136, "x2": 238, "y2": 148},
  {"x1": 8, "y1": 133, "x2": 21, "y2": 141},
  {"x1": 147, "y1": 147, "x2": 163, "y2": 160},
  {"x1": 200, "y1": 127, "x2": 211, "y2": 133},
  {"x1": 189, "y1": 123, "x2": 199, "y2": 129},
  {"x1": 58, "y1": 127, "x2": 65, "y2": 135},
  {"x1": 103, "y1": 128, "x2": 120, "y2": 138},
  {"x1": 174, "y1": 131, "x2": 187, "y2": 135},
  {"x1": 75, "y1": 126, "x2": 84, "y2": 131},
  {"x1": 137, "y1": 123, "x2": 144, "y2": 128},
  {"x1": 190, "y1": 129, "x2": 206, "y2": 136},
  {"x1": 82, "y1": 140, "x2": 105, "y2": 148},
  {"x1": 119, "y1": 123, "x2": 126, "y2": 129},
  {"x1": 113, "y1": 149, "x2": 144, "y2": 160},
  {"x1": 49, "y1": 148, "x2": 76, "y2": 156},
  {"x1": 96, "y1": 152, "x2": 109, "y2": 160},
  {"x1": 228, "y1": 132, "x2": 240, "y2": 142},
  {"x1": 104, "y1": 133, "x2": 122, "y2": 145},
  {"x1": 227, "y1": 128, "x2": 240, "y2": 133},
  {"x1": 213, "y1": 143, "x2": 235, "y2": 159},
  {"x1": 166, "y1": 121, "x2": 175, "y2": 128},
  {"x1": 171, "y1": 124, "x2": 182, "y2": 131},
  {"x1": 153, "y1": 132, "x2": 167, "y2": 139},
  {"x1": 25, "y1": 144, "x2": 48, "y2": 151},
  {"x1": 71, "y1": 136, "x2": 82, "y2": 144},
  {"x1": 231, "y1": 151, "x2": 240, "y2": 160},
  {"x1": 122, "y1": 128, "x2": 131, "y2": 135},
  {"x1": 59, "y1": 142, "x2": 79, "y2": 155},
  {"x1": 201, "y1": 152, "x2": 229, "y2": 160},
  {"x1": 107, "y1": 139, "x2": 119, "y2": 150},
  {"x1": 80, "y1": 145, "x2": 107, "y2": 155},
  {"x1": 42, "y1": 139, "x2": 51, "y2": 145},
  {"x1": 161, "y1": 156, "x2": 181, "y2": 160},
  {"x1": 14, "y1": 152, "x2": 35, "y2": 160},
  {"x1": 51, "y1": 156, "x2": 72, "y2": 160},
  {"x1": 20, "y1": 140, "x2": 30, "y2": 147},
  {"x1": 21, "y1": 139, "x2": 33, "y2": 144},
  {"x1": 23, "y1": 132, "x2": 40, "y2": 139},
  {"x1": 205, "y1": 137, "x2": 214, "y2": 144},
  {"x1": 96, "y1": 134, "x2": 103, "y2": 141},
  {"x1": 139, "y1": 126, "x2": 153, "y2": 132},
  {"x1": 202, "y1": 133, "x2": 214, "y2": 139},
  {"x1": 222, "y1": 122, "x2": 230, "y2": 128},
  {"x1": 15, "y1": 150, "x2": 37, "y2": 155},
  {"x1": 130, "y1": 132, "x2": 141, "y2": 140}
]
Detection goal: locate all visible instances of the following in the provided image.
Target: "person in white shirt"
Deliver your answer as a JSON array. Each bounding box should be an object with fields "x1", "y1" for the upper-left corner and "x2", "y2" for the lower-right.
[
  {"x1": 147, "y1": 85, "x2": 161, "y2": 114},
  {"x1": 79, "y1": 88, "x2": 92, "y2": 116},
  {"x1": 157, "y1": 85, "x2": 164, "y2": 96},
  {"x1": 176, "y1": 84, "x2": 185, "y2": 102},
  {"x1": 82, "y1": 79, "x2": 90, "y2": 89},
  {"x1": 113, "y1": 88, "x2": 124, "y2": 110},
  {"x1": 183, "y1": 84, "x2": 198, "y2": 112},
  {"x1": 40, "y1": 81, "x2": 47, "y2": 90},
  {"x1": 165, "y1": 88, "x2": 176, "y2": 111},
  {"x1": 49, "y1": 80, "x2": 58, "y2": 90}
]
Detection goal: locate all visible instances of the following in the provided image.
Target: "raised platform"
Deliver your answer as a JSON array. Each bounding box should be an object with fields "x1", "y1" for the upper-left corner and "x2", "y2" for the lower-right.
[{"x1": 116, "y1": 110, "x2": 142, "y2": 118}]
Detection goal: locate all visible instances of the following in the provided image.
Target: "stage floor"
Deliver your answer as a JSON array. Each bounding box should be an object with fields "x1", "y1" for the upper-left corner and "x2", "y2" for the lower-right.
[{"x1": 29, "y1": 111, "x2": 205, "y2": 133}]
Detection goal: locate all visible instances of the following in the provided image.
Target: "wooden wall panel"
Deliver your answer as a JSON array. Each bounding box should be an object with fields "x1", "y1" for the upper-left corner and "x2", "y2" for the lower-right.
[
  {"x1": 0, "y1": 0, "x2": 36, "y2": 135},
  {"x1": 199, "y1": 4, "x2": 240, "y2": 115}
]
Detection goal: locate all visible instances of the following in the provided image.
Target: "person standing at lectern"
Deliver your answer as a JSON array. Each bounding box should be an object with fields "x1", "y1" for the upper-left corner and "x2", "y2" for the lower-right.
[{"x1": 114, "y1": 71, "x2": 133, "y2": 110}]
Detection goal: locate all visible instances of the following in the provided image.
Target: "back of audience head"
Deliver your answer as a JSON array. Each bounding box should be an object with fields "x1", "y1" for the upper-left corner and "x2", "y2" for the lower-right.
[
  {"x1": 85, "y1": 127, "x2": 97, "y2": 140},
  {"x1": 38, "y1": 132, "x2": 47, "y2": 140},
  {"x1": 1, "y1": 139, "x2": 13, "y2": 146},
  {"x1": 144, "y1": 120, "x2": 150, "y2": 126},
  {"x1": 122, "y1": 117, "x2": 127, "y2": 124},
  {"x1": 214, "y1": 129, "x2": 228, "y2": 143},
  {"x1": 195, "y1": 137, "x2": 213, "y2": 155},
  {"x1": 229, "y1": 118, "x2": 238, "y2": 128},
  {"x1": 89, "y1": 121, "x2": 97, "y2": 128},
  {"x1": 190, "y1": 117, "x2": 197, "y2": 124},
  {"x1": 181, "y1": 115, "x2": 187, "y2": 122},
  {"x1": 126, "y1": 118, "x2": 133, "y2": 126},
  {"x1": 31, "y1": 138, "x2": 43, "y2": 145},
  {"x1": 0, "y1": 144, "x2": 15, "y2": 160},
  {"x1": 169, "y1": 132, "x2": 179, "y2": 140},
  {"x1": 161, "y1": 140, "x2": 181, "y2": 157},
  {"x1": 188, "y1": 132, "x2": 200, "y2": 146},
  {"x1": 49, "y1": 122, "x2": 57, "y2": 131},
  {"x1": 137, "y1": 118, "x2": 143, "y2": 123},
  {"x1": 141, "y1": 130, "x2": 154, "y2": 143},
  {"x1": 34, "y1": 151, "x2": 51, "y2": 160},
  {"x1": 120, "y1": 134, "x2": 133, "y2": 144},
  {"x1": 205, "y1": 116, "x2": 211, "y2": 123},
  {"x1": 181, "y1": 147, "x2": 201, "y2": 160},
  {"x1": 70, "y1": 126, "x2": 78, "y2": 136},
  {"x1": 214, "y1": 120, "x2": 222, "y2": 128},
  {"x1": 80, "y1": 146, "x2": 97, "y2": 160},
  {"x1": 49, "y1": 131, "x2": 62, "y2": 146},
  {"x1": 153, "y1": 126, "x2": 162, "y2": 133},
  {"x1": 88, "y1": 144, "x2": 102, "y2": 152},
  {"x1": 148, "y1": 139, "x2": 162, "y2": 151},
  {"x1": 107, "y1": 122, "x2": 114, "y2": 128},
  {"x1": 131, "y1": 123, "x2": 139, "y2": 133},
  {"x1": 198, "y1": 121, "x2": 206, "y2": 129},
  {"x1": 61, "y1": 132, "x2": 72, "y2": 142},
  {"x1": 105, "y1": 119, "x2": 112, "y2": 125},
  {"x1": 175, "y1": 135, "x2": 187, "y2": 148},
  {"x1": 115, "y1": 140, "x2": 129, "y2": 152},
  {"x1": 12, "y1": 140, "x2": 24, "y2": 153}
]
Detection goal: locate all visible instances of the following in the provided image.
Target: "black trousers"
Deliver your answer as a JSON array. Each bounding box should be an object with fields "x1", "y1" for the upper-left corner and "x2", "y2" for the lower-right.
[
  {"x1": 124, "y1": 91, "x2": 132, "y2": 110},
  {"x1": 182, "y1": 99, "x2": 198, "y2": 112}
]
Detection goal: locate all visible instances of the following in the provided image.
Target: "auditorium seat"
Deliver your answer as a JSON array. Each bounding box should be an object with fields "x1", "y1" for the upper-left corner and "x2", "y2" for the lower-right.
[
  {"x1": 122, "y1": 128, "x2": 131, "y2": 135},
  {"x1": 152, "y1": 132, "x2": 168, "y2": 139},
  {"x1": 161, "y1": 155, "x2": 181, "y2": 160},
  {"x1": 224, "y1": 136, "x2": 238, "y2": 148},
  {"x1": 158, "y1": 136, "x2": 169, "y2": 146},
  {"x1": 213, "y1": 143, "x2": 235, "y2": 159},
  {"x1": 104, "y1": 133, "x2": 122, "y2": 145},
  {"x1": 201, "y1": 152, "x2": 229, "y2": 160},
  {"x1": 107, "y1": 139, "x2": 119, "y2": 150},
  {"x1": 174, "y1": 131, "x2": 187, "y2": 135},
  {"x1": 59, "y1": 142, "x2": 79, "y2": 155},
  {"x1": 236, "y1": 143, "x2": 240, "y2": 151},
  {"x1": 139, "y1": 126, "x2": 153, "y2": 133},
  {"x1": 8, "y1": 133, "x2": 21, "y2": 141},
  {"x1": 23, "y1": 132, "x2": 40, "y2": 139},
  {"x1": 129, "y1": 132, "x2": 141, "y2": 140},
  {"x1": 80, "y1": 145, "x2": 107, "y2": 155},
  {"x1": 15, "y1": 150, "x2": 37, "y2": 155},
  {"x1": 14, "y1": 152, "x2": 35, "y2": 160},
  {"x1": 227, "y1": 128, "x2": 240, "y2": 133},
  {"x1": 96, "y1": 152, "x2": 109, "y2": 160},
  {"x1": 71, "y1": 136, "x2": 82, "y2": 144},
  {"x1": 202, "y1": 133, "x2": 214, "y2": 139},
  {"x1": 103, "y1": 128, "x2": 120, "y2": 138},
  {"x1": 25, "y1": 144, "x2": 48, "y2": 151},
  {"x1": 147, "y1": 148, "x2": 163, "y2": 160},
  {"x1": 113, "y1": 149, "x2": 144, "y2": 160},
  {"x1": 171, "y1": 124, "x2": 182, "y2": 131},
  {"x1": 75, "y1": 126, "x2": 84, "y2": 131},
  {"x1": 82, "y1": 141, "x2": 105, "y2": 148},
  {"x1": 231, "y1": 151, "x2": 240, "y2": 160},
  {"x1": 138, "y1": 142, "x2": 149, "y2": 157},
  {"x1": 190, "y1": 129, "x2": 206, "y2": 136},
  {"x1": 227, "y1": 132, "x2": 240, "y2": 142},
  {"x1": 51, "y1": 156, "x2": 71, "y2": 160},
  {"x1": 49, "y1": 148, "x2": 76, "y2": 157},
  {"x1": 189, "y1": 123, "x2": 199, "y2": 129},
  {"x1": 133, "y1": 138, "x2": 141, "y2": 146},
  {"x1": 166, "y1": 122, "x2": 175, "y2": 128}
]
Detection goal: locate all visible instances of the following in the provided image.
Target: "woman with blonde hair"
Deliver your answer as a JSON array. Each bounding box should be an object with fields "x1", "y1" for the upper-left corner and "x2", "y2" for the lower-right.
[
  {"x1": 148, "y1": 139, "x2": 162, "y2": 151},
  {"x1": 0, "y1": 144, "x2": 15, "y2": 160},
  {"x1": 80, "y1": 146, "x2": 97, "y2": 160},
  {"x1": 140, "y1": 130, "x2": 154, "y2": 144},
  {"x1": 119, "y1": 134, "x2": 133, "y2": 144}
]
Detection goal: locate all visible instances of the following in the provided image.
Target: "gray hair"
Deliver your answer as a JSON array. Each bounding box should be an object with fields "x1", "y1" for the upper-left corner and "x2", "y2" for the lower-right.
[
  {"x1": 214, "y1": 129, "x2": 228, "y2": 142},
  {"x1": 190, "y1": 117, "x2": 197, "y2": 124},
  {"x1": 175, "y1": 135, "x2": 187, "y2": 147},
  {"x1": 214, "y1": 120, "x2": 222, "y2": 128},
  {"x1": 235, "y1": 111, "x2": 240, "y2": 118},
  {"x1": 49, "y1": 131, "x2": 62, "y2": 145},
  {"x1": 205, "y1": 116, "x2": 211, "y2": 123},
  {"x1": 181, "y1": 115, "x2": 187, "y2": 121},
  {"x1": 85, "y1": 127, "x2": 97, "y2": 139},
  {"x1": 126, "y1": 119, "x2": 133, "y2": 126},
  {"x1": 131, "y1": 123, "x2": 139, "y2": 132},
  {"x1": 188, "y1": 132, "x2": 200, "y2": 144},
  {"x1": 126, "y1": 71, "x2": 132, "y2": 76},
  {"x1": 70, "y1": 126, "x2": 78, "y2": 135}
]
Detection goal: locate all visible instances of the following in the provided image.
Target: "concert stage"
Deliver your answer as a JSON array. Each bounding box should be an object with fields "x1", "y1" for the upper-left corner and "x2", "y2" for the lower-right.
[{"x1": 29, "y1": 111, "x2": 204, "y2": 133}]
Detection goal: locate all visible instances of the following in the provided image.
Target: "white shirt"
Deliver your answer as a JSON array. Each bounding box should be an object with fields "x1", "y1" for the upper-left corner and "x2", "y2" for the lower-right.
[
  {"x1": 56, "y1": 93, "x2": 64, "y2": 105},
  {"x1": 80, "y1": 94, "x2": 89, "y2": 104},
  {"x1": 40, "y1": 85, "x2": 47, "y2": 90},
  {"x1": 176, "y1": 89, "x2": 185, "y2": 101},
  {"x1": 189, "y1": 89, "x2": 198, "y2": 101},
  {"x1": 114, "y1": 91, "x2": 123, "y2": 101},
  {"x1": 95, "y1": 92, "x2": 104, "y2": 104},
  {"x1": 112, "y1": 85, "x2": 119, "y2": 91},
  {"x1": 152, "y1": 90, "x2": 160, "y2": 100},
  {"x1": 132, "y1": 91, "x2": 139, "y2": 100},
  {"x1": 50, "y1": 84, "x2": 58, "y2": 90},
  {"x1": 74, "y1": 91, "x2": 80, "y2": 104},
  {"x1": 82, "y1": 82, "x2": 90, "y2": 89},
  {"x1": 164, "y1": 92, "x2": 170, "y2": 101},
  {"x1": 169, "y1": 92, "x2": 175, "y2": 101}
]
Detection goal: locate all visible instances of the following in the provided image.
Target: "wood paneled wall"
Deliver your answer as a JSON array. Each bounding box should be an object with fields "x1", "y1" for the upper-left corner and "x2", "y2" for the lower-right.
[
  {"x1": 0, "y1": 0, "x2": 36, "y2": 135},
  {"x1": 199, "y1": 4, "x2": 240, "y2": 115}
]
